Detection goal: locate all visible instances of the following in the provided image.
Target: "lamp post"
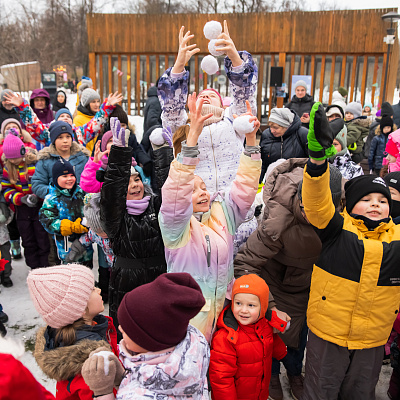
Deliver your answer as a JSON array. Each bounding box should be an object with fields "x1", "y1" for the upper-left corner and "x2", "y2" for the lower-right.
[{"x1": 381, "y1": 12, "x2": 400, "y2": 103}]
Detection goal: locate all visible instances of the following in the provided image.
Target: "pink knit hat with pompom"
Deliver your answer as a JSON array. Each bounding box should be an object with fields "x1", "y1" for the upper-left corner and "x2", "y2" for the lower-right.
[{"x1": 27, "y1": 264, "x2": 94, "y2": 329}]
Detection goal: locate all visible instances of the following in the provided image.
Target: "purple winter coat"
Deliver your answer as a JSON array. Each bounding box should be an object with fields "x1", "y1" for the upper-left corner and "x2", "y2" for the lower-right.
[{"x1": 30, "y1": 89, "x2": 54, "y2": 124}]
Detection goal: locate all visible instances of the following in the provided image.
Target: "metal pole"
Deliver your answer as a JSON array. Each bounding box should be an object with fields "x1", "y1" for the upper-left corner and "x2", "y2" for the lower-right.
[{"x1": 382, "y1": 42, "x2": 391, "y2": 103}]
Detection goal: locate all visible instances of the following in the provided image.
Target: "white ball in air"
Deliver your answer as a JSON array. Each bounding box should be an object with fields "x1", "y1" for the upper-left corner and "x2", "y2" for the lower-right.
[
  {"x1": 203, "y1": 21, "x2": 222, "y2": 40},
  {"x1": 208, "y1": 39, "x2": 225, "y2": 57},
  {"x1": 201, "y1": 55, "x2": 219, "y2": 75},
  {"x1": 233, "y1": 115, "x2": 255, "y2": 135}
]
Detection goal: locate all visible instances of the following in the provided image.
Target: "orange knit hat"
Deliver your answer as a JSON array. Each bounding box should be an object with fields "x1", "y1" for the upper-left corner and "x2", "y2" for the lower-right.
[{"x1": 232, "y1": 274, "x2": 270, "y2": 320}]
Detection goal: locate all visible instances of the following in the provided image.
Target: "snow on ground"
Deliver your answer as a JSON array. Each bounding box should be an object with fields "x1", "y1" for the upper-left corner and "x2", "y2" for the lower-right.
[{"x1": 0, "y1": 253, "x2": 393, "y2": 398}]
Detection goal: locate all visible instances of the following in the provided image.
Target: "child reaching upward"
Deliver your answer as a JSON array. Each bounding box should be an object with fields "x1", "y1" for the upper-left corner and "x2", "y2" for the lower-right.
[
  {"x1": 159, "y1": 94, "x2": 261, "y2": 341},
  {"x1": 301, "y1": 102, "x2": 400, "y2": 399},
  {"x1": 209, "y1": 274, "x2": 287, "y2": 400},
  {"x1": 157, "y1": 21, "x2": 257, "y2": 196}
]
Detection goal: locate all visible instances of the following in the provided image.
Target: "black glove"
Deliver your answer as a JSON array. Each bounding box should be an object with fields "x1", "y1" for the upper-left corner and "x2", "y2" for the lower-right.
[
  {"x1": 65, "y1": 239, "x2": 87, "y2": 263},
  {"x1": 142, "y1": 161, "x2": 153, "y2": 178}
]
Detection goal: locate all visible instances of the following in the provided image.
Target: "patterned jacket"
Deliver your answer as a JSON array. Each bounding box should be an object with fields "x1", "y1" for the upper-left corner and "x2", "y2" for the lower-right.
[
  {"x1": 158, "y1": 51, "x2": 257, "y2": 196},
  {"x1": 159, "y1": 147, "x2": 261, "y2": 342},
  {"x1": 331, "y1": 150, "x2": 364, "y2": 180},
  {"x1": 16, "y1": 99, "x2": 115, "y2": 147},
  {"x1": 117, "y1": 325, "x2": 209, "y2": 400},
  {"x1": 39, "y1": 184, "x2": 93, "y2": 262},
  {"x1": 79, "y1": 230, "x2": 114, "y2": 267}
]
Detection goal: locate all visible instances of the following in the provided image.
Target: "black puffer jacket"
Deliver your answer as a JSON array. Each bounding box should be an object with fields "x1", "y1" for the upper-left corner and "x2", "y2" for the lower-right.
[
  {"x1": 285, "y1": 94, "x2": 315, "y2": 128},
  {"x1": 260, "y1": 112, "x2": 308, "y2": 182},
  {"x1": 0, "y1": 103, "x2": 21, "y2": 129},
  {"x1": 143, "y1": 86, "x2": 162, "y2": 134},
  {"x1": 101, "y1": 144, "x2": 172, "y2": 333}
]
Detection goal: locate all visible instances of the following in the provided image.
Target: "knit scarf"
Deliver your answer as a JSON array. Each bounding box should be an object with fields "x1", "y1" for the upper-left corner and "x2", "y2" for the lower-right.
[
  {"x1": 201, "y1": 104, "x2": 224, "y2": 127},
  {"x1": 126, "y1": 196, "x2": 150, "y2": 215}
]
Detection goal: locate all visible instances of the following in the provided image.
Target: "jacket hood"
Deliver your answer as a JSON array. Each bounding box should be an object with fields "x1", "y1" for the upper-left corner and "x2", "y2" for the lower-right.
[
  {"x1": 375, "y1": 123, "x2": 398, "y2": 136},
  {"x1": 30, "y1": 89, "x2": 50, "y2": 108},
  {"x1": 118, "y1": 324, "x2": 209, "y2": 399},
  {"x1": 347, "y1": 116, "x2": 370, "y2": 128},
  {"x1": 38, "y1": 141, "x2": 90, "y2": 160},
  {"x1": 262, "y1": 158, "x2": 308, "y2": 240},
  {"x1": 147, "y1": 86, "x2": 158, "y2": 97},
  {"x1": 34, "y1": 325, "x2": 111, "y2": 381},
  {"x1": 77, "y1": 103, "x2": 96, "y2": 117},
  {"x1": 290, "y1": 93, "x2": 314, "y2": 104}
]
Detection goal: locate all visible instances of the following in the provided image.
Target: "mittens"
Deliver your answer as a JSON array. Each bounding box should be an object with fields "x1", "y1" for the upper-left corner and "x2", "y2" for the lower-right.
[
  {"x1": 110, "y1": 117, "x2": 130, "y2": 147},
  {"x1": 65, "y1": 239, "x2": 87, "y2": 263},
  {"x1": 307, "y1": 102, "x2": 337, "y2": 161},
  {"x1": 20, "y1": 194, "x2": 38, "y2": 207},
  {"x1": 60, "y1": 218, "x2": 88, "y2": 236}
]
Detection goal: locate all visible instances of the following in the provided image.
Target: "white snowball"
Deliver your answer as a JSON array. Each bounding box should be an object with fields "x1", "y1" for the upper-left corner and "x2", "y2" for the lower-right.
[
  {"x1": 149, "y1": 127, "x2": 165, "y2": 146},
  {"x1": 203, "y1": 21, "x2": 222, "y2": 40},
  {"x1": 208, "y1": 39, "x2": 225, "y2": 57},
  {"x1": 233, "y1": 115, "x2": 255, "y2": 135},
  {"x1": 93, "y1": 350, "x2": 114, "y2": 376},
  {"x1": 201, "y1": 55, "x2": 219, "y2": 75}
]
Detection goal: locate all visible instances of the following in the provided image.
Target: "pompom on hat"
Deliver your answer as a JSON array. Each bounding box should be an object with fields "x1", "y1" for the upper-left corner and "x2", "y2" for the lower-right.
[
  {"x1": 27, "y1": 264, "x2": 94, "y2": 329},
  {"x1": 117, "y1": 273, "x2": 205, "y2": 352}
]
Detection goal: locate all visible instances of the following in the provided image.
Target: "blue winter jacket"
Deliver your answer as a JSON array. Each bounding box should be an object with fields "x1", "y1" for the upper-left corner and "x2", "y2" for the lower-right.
[
  {"x1": 32, "y1": 142, "x2": 90, "y2": 199},
  {"x1": 368, "y1": 127, "x2": 389, "y2": 170}
]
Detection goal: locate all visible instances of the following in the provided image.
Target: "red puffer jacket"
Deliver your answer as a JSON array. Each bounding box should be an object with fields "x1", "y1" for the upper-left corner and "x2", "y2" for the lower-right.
[
  {"x1": 34, "y1": 315, "x2": 118, "y2": 400},
  {"x1": 209, "y1": 305, "x2": 287, "y2": 400}
]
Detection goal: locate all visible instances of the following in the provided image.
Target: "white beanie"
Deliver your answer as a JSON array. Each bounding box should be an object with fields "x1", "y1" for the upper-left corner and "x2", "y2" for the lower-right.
[
  {"x1": 81, "y1": 88, "x2": 100, "y2": 108},
  {"x1": 345, "y1": 102, "x2": 362, "y2": 119},
  {"x1": 294, "y1": 80, "x2": 308, "y2": 91},
  {"x1": 269, "y1": 108, "x2": 295, "y2": 128},
  {"x1": 27, "y1": 264, "x2": 94, "y2": 329}
]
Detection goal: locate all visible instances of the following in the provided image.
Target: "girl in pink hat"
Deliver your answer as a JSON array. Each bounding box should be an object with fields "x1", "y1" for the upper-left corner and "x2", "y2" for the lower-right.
[{"x1": 1, "y1": 133, "x2": 50, "y2": 269}]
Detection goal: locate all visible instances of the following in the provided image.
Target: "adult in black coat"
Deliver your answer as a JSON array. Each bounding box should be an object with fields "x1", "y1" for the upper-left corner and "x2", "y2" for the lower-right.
[
  {"x1": 260, "y1": 108, "x2": 308, "y2": 182},
  {"x1": 285, "y1": 80, "x2": 315, "y2": 128},
  {"x1": 392, "y1": 100, "x2": 400, "y2": 130},
  {"x1": 0, "y1": 90, "x2": 22, "y2": 128},
  {"x1": 143, "y1": 85, "x2": 162, "y2": 134},
  {"x1": 100, "y1": 122, "x2": 172, "y2": 339}
]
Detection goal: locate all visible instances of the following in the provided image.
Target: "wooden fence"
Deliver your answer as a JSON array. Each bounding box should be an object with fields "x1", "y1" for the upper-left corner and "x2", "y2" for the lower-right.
[{"x1": 87, "y1": 10, "x2": 399, "y2": 116}]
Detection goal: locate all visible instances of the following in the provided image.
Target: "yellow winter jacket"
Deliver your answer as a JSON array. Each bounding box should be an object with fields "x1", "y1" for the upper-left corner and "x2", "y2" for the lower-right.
[
  {"x1": 303, "y1": 162, "x2": 400, "y2": 350},
  {"x1": 73, "y1": 110, "x2": 96, "y2": 153}
]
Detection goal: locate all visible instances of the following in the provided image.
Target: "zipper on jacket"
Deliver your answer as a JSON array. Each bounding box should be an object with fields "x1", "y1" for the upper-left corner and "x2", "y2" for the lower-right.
[
  {"x1": 205, "y1": 234, "x2": 211, "y2": 268},
  {"x1": 209, "y1": 126, "x2": 218, "y2": 192}
]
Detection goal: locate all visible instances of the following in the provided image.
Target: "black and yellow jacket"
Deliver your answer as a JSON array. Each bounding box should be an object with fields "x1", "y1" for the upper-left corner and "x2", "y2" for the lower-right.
[{"x1": 303, "y1": 161, "x2": 400, "y2": 350}]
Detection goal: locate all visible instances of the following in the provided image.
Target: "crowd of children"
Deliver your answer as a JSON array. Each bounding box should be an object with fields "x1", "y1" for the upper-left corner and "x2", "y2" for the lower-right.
[{"x1": 1, "y1": 20, "x2": 400, "y2": 400}]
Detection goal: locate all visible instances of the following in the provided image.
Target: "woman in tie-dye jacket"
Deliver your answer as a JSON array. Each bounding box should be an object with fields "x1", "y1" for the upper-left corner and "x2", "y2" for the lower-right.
[{"x1": 159, "y1": 93, "x2": 261, "y2": 342}]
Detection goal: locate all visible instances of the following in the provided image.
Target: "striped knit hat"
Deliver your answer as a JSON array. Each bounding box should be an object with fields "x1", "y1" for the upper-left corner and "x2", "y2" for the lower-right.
[{"x1": 27, "y1": 264, "x2": 94, "y2": 328}]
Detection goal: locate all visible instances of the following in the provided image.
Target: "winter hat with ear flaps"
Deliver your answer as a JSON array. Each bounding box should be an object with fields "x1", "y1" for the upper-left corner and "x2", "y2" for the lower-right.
[{"x1": 27, "y1": 264, "x2": 94, "y2": 329}]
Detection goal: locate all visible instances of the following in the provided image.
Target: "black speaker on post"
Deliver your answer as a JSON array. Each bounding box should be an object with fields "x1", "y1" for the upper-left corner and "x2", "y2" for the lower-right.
[{"x1": 270, "y1": 67, "x2": 283, "y2": 87}]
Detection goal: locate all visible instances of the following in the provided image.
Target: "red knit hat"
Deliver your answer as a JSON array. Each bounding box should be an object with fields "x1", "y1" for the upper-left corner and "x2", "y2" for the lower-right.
[
  {"x1": 199, "y1": 88, "x2": 223, "y2": 106},
  {"x1": 232, "y1": 274, "x2": 270, "y2": 321},
  {"x1": 117, "y1": 273, "x2": 205, "y2": 352},
  {"x1": 385, "y1": 137, "x2": 399, "y2": 158},
  {"x1": 3, "y1": 133, "x2": 25, "y2": 159}
]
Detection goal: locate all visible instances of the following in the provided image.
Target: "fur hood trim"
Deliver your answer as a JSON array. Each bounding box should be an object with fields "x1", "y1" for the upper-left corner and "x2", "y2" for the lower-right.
[
  {"x1": 375, "y1": 123, "x2": 398, "y2": 136},
  {"x1": 352, "y1": 117, "x2": 371, "y2": 128},
  {"x1": 34, "y1": 327, "x2": 111, "y2": 381},
  {"x1": 38, "y1": 141, "x2": 90, "y2": 160}
]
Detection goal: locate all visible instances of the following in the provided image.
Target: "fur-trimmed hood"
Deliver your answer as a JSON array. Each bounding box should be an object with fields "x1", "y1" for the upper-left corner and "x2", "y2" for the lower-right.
[
  {"x1": 375, "y1": 123, "x2": 398, "y2": 136},
  {"x1": 34, "y1": 326, "x2": 111, "y2": 381},
  {"x1": 37, "y1": 141, "x2": 90, "y2": 160},
  {"x1": 348, "y1": 116, "x2": 371, "y2": 128}
]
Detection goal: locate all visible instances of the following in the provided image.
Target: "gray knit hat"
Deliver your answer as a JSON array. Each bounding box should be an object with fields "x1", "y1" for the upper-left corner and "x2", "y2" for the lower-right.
[
  {"x1": 298, "y1": 164, "x2": 342, "y2": 208},
  {"x1": 80, "y1": 88, "x2": 100, "y2": 108},
  {"x1": 345, "y1": 102, "x2": 362, "y2": 119},
  {"x1": 83, "y1": 193, "x2": 104, "y2": 235},
  {"x1": 334, "y1": 124, "x2": 348, "y2": 156},
  {"x1": 269, "y1": 108, "x2": 295, "y2": 128},
  {"x1": 294, "y1": 80, "x2": 308, "y2": 91},
  {"x1": 0, "y1": 89, "x2": 13, "y2": 102}
]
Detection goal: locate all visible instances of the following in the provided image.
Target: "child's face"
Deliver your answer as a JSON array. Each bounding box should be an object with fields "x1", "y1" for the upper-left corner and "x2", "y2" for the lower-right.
[
  {"x1": 333, "y1": 139, "x2": 342, "y2": 152},
  {"x1": 383, "y1": 126, "x2": 392, "y2": 134},
  {"x1": 389, "y1": 187, "x2": 400, "y2": 202},
  {"x1": 55, "y1": 133, "x2": 72, "y2": 153},
  {"x1": 351, "y1": 193, "x2": 390, "y2": 220},
  {"x1": 387, "y1": 154, "x2": 397, "y2": 163},
  {"x1": 345, "y1": 112, "x2": 354, "y2": 121},
  {"x1": 192, "y1": 176, "x2": 210, "y2": 213},
  {"x1": 57, "y1": 113, "x2": 72, "y2": 126},
  {"x1": 232, "y1": 293, "x2": 261, "y2": 326},
  {"x1": 106, "y1": 138, "x2": 113, "y2": 153},
  {"x1": 4, "y1": 122, "x2": 21, "y2": 135},
  {"x1": 119, "y1": 326, "x2": 148, "y2": 354},
  {"x1": 197, "y1": 90, "x2": 222, "y2": 108},
  {"x1": 127, "y1": 174, "x2": 144, "y2": 200},
  {"x1": 57, "y1": 93, "x2": 65, "y2": 103},
  {"x1": 364, "y1": 106, "x2": 371, "y2": 113},
  {"x1": 57, "y1": 173, "x2": 76, "y2": 190},
  {"x1": 84, "y1": 287, "x2": 104, "y2": 319},
  {"x1": 328, "y1": 114, "x2": 341, "y2": 122}
]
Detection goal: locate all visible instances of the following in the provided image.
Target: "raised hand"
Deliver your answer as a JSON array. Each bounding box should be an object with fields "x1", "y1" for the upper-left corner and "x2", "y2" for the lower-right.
[
  {"x1": 172, "y1": 26, "x2": 200, "y2": 74},
  {"x1": 186, "y1": 92, "x2": 213, "y2": 146},
  {"x1": 214, "y1": 20, "x2": 242, "y2": 67},
  {"x1": 110, "y1": 117, "x2": 130, "y2": 147},
  {"x1": 107, "y1": 91, "x2": 123, "y2": 106},
  {"x1": 162, "y1": 126, "x2": 173, "y2": 147},
  {"x1": 93, "y1": 140, "x2": 109, "y2": 163},
  {"x1": 3, "y1": 91, "x2": 23, "y2": 108}
]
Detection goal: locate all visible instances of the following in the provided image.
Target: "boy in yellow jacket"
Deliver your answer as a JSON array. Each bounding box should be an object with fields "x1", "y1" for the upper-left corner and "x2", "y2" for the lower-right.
[{"x1": 301, "y1": 103, "x2": 400, "y2": 400}]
